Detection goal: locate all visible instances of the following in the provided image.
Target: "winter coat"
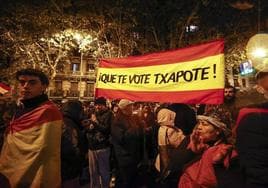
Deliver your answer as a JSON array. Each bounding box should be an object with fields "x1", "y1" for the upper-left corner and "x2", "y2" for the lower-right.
[
  {"x1": 85, "y1": 109, "x2": 113, "y2": 150},
  {"x1": 178, "y1": 143, "x2": 237, "y2": 188},
  {"x1": 235, "y1": 102, "x2": 268, "y2": 187},
  {"x1": 111, "y1": 111, "x2": 144, "y2": 167},
  {"x1": 61, "y1": 100, "x2": 87, "y2": 181},
  {"x1": 0, "y1": 95, "x2": 62, "y2": 187},
  {"x1": 155, "y1": 124, "x2": 185, "y2": 172}
]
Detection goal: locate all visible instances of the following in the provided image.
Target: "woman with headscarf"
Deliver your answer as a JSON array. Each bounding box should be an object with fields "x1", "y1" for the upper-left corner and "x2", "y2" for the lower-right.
[{"x1": 178, "y1": 114, "x2": 236, "y2": 188}]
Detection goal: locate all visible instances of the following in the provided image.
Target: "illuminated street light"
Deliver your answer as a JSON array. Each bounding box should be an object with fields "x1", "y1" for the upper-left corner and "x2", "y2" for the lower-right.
[
  {"x1": 246, "y1": 33, "x2": 268, "y2": 70},
  {"x1": 68, "y1": 29, "x2": 95, "y2": 100},
  {"x1": 251, "y1": 47, "x2": 267, "y2": 58},
  {"x1": 49, "y1": 29, "x2": 96, "y2": 100}
]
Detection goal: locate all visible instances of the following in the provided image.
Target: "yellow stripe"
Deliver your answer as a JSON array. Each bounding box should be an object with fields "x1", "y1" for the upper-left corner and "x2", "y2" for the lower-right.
[
  {"x1": 0, "y1": 120, "x2": 62, "y2": 187},
  {"x1": 96, "y1": 54, "x2": 224, "y2": 91}
]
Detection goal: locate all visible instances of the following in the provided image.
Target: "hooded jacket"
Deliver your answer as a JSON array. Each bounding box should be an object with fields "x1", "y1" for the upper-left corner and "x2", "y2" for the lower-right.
[{"x1": 61, "y1": 100, "x2": 87, "y2": 181}]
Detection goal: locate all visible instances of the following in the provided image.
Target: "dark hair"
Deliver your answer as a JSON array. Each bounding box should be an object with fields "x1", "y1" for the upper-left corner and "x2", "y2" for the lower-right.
[
  {"x1": 224, "y1": 84, "x2": 236, "y2": 93},
  {"x1": 94, "y1": 97, "x2": 107, "y2": 106},
  {"x1": 16, "y1": 68, "x2": 49, "y2": 85},
  {"x1": 255, "y1": 71, "x2": 268, "y2": 80}
]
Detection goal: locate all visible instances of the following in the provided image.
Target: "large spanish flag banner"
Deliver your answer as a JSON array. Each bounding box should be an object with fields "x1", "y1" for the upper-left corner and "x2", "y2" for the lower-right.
[{"x1": 95, "y1": 39, "x2": 225, "y2": 104}]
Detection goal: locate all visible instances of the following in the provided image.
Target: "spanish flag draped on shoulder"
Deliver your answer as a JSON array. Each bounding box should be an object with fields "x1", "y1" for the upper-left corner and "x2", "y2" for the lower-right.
[
  {"x1": 95, "y1": 39, "x2": 225, "y2": 104},
  {"x1": 0, "y1": 101, "x2": 62, "y2": 187}
]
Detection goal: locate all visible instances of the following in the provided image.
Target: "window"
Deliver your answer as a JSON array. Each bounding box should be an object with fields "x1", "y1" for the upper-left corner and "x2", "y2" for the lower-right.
[
  {"x1": 55, "y1": 81, "x2": 62, "y2": 89},
  {"x1": 185, "y1": 25, "x2": 199, "y2": 33},
  {"x1": 70, "y1": 82, "x2": 78, "y2": 92},
  {"x1": 86, "y1": 63, "x2": 95, "y2": 72},
  {"x1": 71, "y1": 63, "x2": 80, "y2": 72},
  {"x1": 85, "y1": 83, "x2": 95, "y2": 97},
  {"x1": 69, "y1": 82, "x2": 79, "y2": 97}
]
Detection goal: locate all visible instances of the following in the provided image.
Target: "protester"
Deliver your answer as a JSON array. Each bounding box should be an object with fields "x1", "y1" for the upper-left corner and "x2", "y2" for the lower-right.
[
  {"x1": 140, "y1": 104, "x2": 158, "y2": 159},
  {"x1": 0, "y1": 100, "x2": 11, "y2": 151},
  {"x1": 111, "y1": 102, "x2": 119, "y2": 118},
  {"x1": 223, "y1": 85, "x2": 239, "y2": 124},
  {"x1": 235, "y1": 69, "x2": 268, "y2": 188},
  {"x1": 0, "y1": 99, "x2": 17, "y2": 150},
  {"x1": 0, "y1": 68, "x2": 63, "y2": 187},
  {"x1": 85, "y1": 97, "x2": 113, "y2": 188},
  {"x1": 202, "y1": 84, "x2": 239, "y2": 128},
  {"x1": 154, "y1": 108, "x2": 185, "y2": 187},
  {"x1": 178, "y1": 114, "x2": 235, "y2": 188},
  {"x1": 110, "y1": 99, "x2": 144, "y2": 188},
  {"x1": 61, "y1": 100, "x2": 88, "y2": 187}
]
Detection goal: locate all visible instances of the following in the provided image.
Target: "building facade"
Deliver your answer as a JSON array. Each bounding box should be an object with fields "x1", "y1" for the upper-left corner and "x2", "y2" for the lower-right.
[{"x1": 48, "y1": 56, "x2": 96, "y2": 102}]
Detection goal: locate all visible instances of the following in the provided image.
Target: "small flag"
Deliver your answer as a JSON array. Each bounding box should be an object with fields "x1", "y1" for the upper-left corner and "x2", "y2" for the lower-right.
[{"x1": 0, "y1": 82, "x2": 11, "y2": 94}]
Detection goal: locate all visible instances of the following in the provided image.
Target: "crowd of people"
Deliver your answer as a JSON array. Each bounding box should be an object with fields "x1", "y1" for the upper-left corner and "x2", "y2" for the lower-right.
[{"x1": 0, "y1": 68, "x2": 267, "y2": 188}]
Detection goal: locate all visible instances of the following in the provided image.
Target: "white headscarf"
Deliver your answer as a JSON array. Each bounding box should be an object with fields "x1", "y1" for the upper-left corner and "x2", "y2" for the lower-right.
[{"x1": 157, "y1": 108, "x2": 176, "y2": 126}]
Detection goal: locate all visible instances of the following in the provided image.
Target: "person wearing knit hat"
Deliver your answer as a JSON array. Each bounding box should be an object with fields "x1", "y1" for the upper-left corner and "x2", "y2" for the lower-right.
[
  {"x1": 117, "y1": 99, "x2": 134, "y2": 117},
  {"x1": 118, "y1": 99, "x2": 134, "y2": 110},
  {"x1": 110, "y1": 98, "x2": 144, "y2": 187},
  {"x1": 196, "y1": 115, "x2": 232, "y2": 140},
  {"x1": 178, "y1": 114, "x2": 237, "y2": 188}
]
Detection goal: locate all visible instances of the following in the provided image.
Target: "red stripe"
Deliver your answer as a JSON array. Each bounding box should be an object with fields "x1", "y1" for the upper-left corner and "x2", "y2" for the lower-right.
[
  {"x1": 233, "y1": 107, "x2": 268, "y2": 135},
  {"x1": 95, "y1": 88, "x2": 224, "y2": 104},
  {"x1": 9, "y1": 101, "x2": 62, "y2": 133},
  {"x1": 0, "y1": 82, "x2": 11, "y2": 91},
  {"x1": 99, "y1": 39, "x2": 224, "y2": 68}
]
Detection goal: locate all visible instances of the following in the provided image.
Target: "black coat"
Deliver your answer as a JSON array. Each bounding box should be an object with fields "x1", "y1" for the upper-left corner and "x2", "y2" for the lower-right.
[
  {"x1": 85, "y1": 109, "x2": 113, "y2": 150},
  {"x1": 111, "y1": 111, "x2": 144, "y2": 167},
  {"x1": 61, "y1": 101, "x2": 87, "y2": 181},
  {"x1": 236, "y1": 102, "x2": 268, "y2": 187}
]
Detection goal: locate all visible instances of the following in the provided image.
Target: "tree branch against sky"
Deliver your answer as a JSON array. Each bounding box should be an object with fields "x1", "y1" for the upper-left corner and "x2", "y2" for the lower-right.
[{"x1": 0, "y1": 0, "x2": 267, "y2": 83}]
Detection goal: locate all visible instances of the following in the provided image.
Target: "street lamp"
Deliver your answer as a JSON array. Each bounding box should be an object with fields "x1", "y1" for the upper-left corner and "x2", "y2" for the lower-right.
[
  {"x1": 246, "y1": 33, "x2": 268, "y2": 70},
  {"x1": 71, "y1": 30, "x2": 96, "y2": 100},
  {"x1": 251, "y1": 47, "x2": 266, "y2": 58}
]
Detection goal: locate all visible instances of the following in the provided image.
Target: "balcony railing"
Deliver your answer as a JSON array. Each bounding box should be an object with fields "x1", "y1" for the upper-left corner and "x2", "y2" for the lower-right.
[
  {"x1": 67, "y1": 91, "x2": 80, "y2": 97},
  {"x1": 49, "y1": 90, "x2": 64, "y2": 97},
  {"x1": 55, "y1": 71, "x2": 96, "y2": 78},
  {"x1": 84, "y1": 91, "x2": 94, "y2": 97}
]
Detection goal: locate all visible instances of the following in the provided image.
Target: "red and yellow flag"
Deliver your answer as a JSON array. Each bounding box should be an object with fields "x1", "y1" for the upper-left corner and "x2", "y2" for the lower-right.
[
  {"x1": 95, "y1": 39, "x2": 225, "y2": 104},
  {"x1": 0, "y1": 101, "x2": 62, "y2": 187},
  {"x1": 0, "y1": 82, "x2": 11, "y2": 94}
]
